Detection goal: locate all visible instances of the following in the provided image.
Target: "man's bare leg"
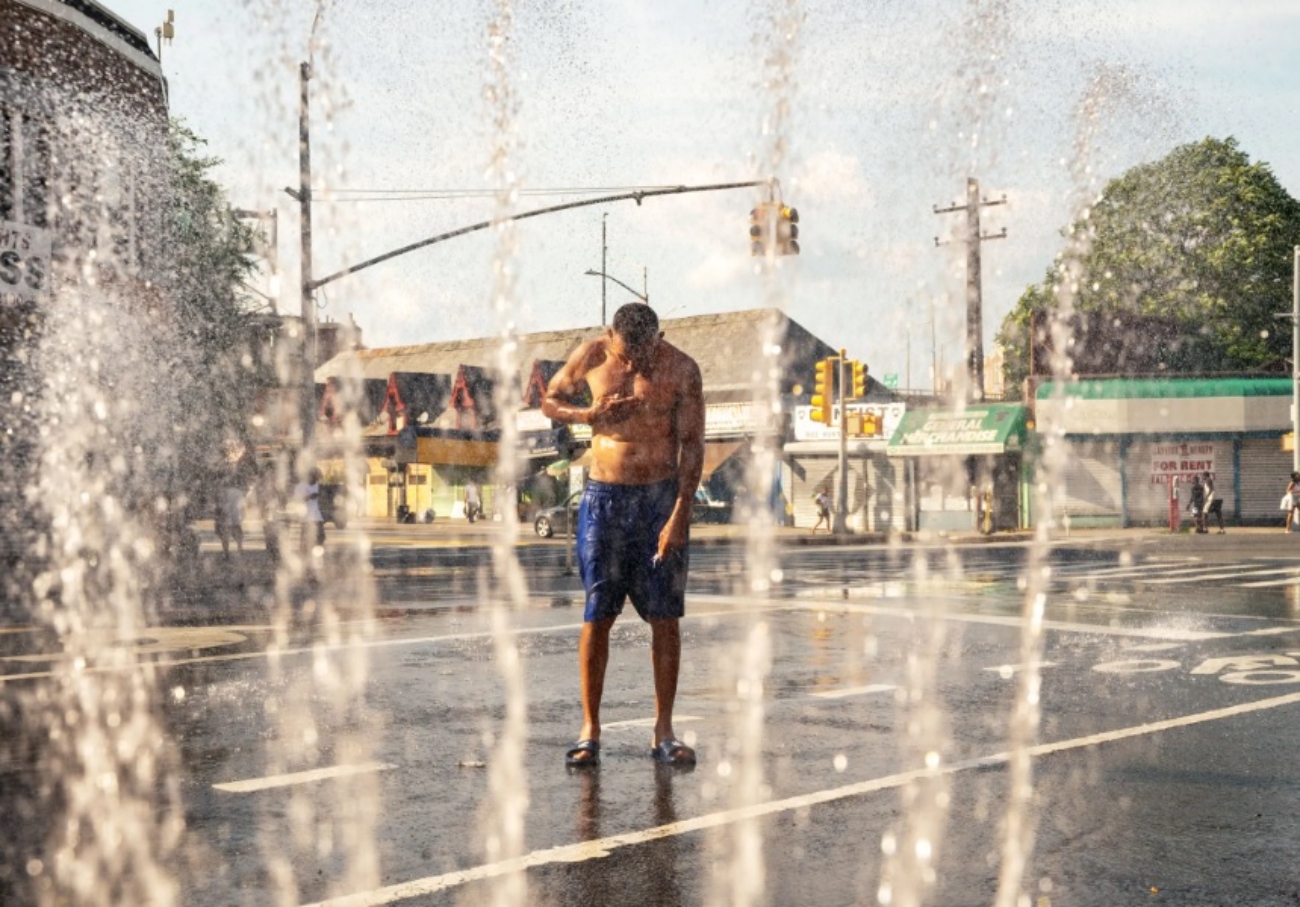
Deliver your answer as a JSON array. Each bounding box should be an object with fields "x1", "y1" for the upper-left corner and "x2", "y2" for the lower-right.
[
  {"x1": 650, "y1": 617, "x2": 686, "y2": 750},
  {"x1": 574, "y1": 617, "x2": 614, "y2": 762}
]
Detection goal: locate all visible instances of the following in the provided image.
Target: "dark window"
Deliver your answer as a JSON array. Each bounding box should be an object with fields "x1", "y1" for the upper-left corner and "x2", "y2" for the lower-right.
[
  {"x1": 0, "y1": 107, "x2": 12, "y2": 221},
  {"x1": 21, "y1": 115, "x2": 49, "y2": 228}
]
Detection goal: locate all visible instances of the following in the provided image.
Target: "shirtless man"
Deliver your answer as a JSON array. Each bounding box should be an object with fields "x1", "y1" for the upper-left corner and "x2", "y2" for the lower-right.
[{"x1": 542, "y1": 302, "x2": 705, "y2": 768}]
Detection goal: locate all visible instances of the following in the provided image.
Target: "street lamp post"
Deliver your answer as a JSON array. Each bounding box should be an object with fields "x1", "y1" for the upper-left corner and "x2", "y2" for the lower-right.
[{"x1": 583, "y1": 269, "x2": 649, "y2": 306}]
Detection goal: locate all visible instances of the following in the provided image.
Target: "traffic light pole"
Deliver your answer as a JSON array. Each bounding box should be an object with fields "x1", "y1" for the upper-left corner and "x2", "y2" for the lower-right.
[
  {"x1": 297, "y1": 61, "x2": 315, "y2": 448},
  {"x1": 308, "y1": 180, "x2": 766, "y2": 292},
  {"x1": 834, "y1": 350, "x2": 849, "y2": 535}
]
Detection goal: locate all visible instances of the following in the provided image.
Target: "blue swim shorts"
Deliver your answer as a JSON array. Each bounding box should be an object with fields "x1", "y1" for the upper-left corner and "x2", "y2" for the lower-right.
[{"x1": 576, "y1": 478, "x2": 689, "y2": 622}]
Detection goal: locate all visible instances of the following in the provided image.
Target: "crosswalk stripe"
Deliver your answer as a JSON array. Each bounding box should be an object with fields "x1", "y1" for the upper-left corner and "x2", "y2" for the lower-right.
[
  {"x1": 1143, "y1": 566, "x2": 1300, "y2": 585},
  {"x1": 1240, "y1": 575, "x2": 1300, "y2": 588},
  {"x1": 809, "y1": 683, "x2": 897, "y2": 700}
]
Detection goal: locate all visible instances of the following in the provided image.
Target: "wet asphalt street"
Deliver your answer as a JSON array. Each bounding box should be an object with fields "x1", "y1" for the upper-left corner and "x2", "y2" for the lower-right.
[{"x1": 7, "y1": 533, "x2": 1300, "y2": 905}]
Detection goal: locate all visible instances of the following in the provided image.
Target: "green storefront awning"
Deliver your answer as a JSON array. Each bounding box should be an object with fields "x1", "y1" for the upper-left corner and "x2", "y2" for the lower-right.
[{"x1": 887, "y1": 403, "x2": 1029, "y2": 457}]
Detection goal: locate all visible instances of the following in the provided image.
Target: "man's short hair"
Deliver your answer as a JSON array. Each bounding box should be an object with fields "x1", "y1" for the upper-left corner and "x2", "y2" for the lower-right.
[{"x1": 611, "y1": 302, "x2": 659, "y2": 348}]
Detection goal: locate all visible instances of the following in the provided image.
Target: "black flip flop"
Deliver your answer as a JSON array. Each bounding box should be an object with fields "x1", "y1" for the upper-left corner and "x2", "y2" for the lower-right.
[
  {"x1": 650, "y1": 738, "x2": 696, "y2": 766},
  {"x1": 565, "y1": 739, "x2": 601, "y2": 767}
]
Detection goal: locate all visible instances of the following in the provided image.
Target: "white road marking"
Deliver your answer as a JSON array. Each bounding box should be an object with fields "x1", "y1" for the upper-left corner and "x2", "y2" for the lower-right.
[
  {"x1": 603, "y1": 716, "x2": 703, "y2": 730},
  {"x1": 1093, "y1": 659, "x2": 1181, "y2": 674},
  {"x1": 786, "y1": 598, "x2": 1227, "y2": 642},
  {"x1": 300, "y1": 691, "x2": 1300, "y2": 907},
  {"x1": 1191, "y1": 654, "x2": 1300, "y2": 675},
  {"x1": 809, "y1": 684, "x2": 897, "y2": 699},
  {"x1": 1058, "y1": 565, "x2": 1229, "y2": 582},
  {"x1": 1142, "y1": 566, "x2": 1300, "y2": 585},
  {"x1": 0, "y1": 601, "x2": 782, "y2": 684},
  {"x1": 1, "y1": 626, "x2": 251, "y2": 662},
  {"x1": 1239, "y1": 574, "x2": 1300, "y2": 588},
  {"x1": 984, "y1": 662, "x2": 1057, "y2": 678},
  {"x1": 214, "y1": 762, "x2": 395, "y2": 793}
]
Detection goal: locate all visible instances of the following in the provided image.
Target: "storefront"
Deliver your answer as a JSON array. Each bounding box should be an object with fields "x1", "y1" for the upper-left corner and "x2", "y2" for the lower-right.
[
  {"x1": 1034, "y1": 378, "x2": 1291, "y2": 527},
  {"x1": 784, "y1": 402, "x2": 908, "y2": 532},
  {"x1": 886, "y1": 403, "x2": 1030, "y2": 533}
]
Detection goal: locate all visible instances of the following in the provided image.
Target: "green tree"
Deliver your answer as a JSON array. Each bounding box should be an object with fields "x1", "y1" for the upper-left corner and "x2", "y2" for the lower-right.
[
  {"x1": 999, "y1": 137, "x2": 1300, "y2": 394},
  {"x1": 159, "y1": 120, "x2": 273, "y2": 511}
]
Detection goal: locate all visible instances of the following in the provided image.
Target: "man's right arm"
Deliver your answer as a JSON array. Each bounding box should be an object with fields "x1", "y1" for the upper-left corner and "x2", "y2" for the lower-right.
[{"x1": 542, "y1": 342, "x2": 596, "y2": 424}]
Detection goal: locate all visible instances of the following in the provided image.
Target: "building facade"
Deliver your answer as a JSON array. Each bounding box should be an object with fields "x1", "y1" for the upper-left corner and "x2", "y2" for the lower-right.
[
  {"x1": 1035, "y1": 378, "x2": 1292, "y2": 527},
  {"x1": 314, "y1": 309, "x2": 840, "y2": 522}
]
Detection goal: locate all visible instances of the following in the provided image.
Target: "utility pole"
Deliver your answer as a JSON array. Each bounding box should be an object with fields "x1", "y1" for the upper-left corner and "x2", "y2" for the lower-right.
[
  {"x1": 297, "y1": 61, "x2": 315, "y2": 447},
  {"x1": 601, "y1": 213, "x2": 608, "y2": 326},
  {"x1": 934, "y1": 177, "x2": 1006, "y2": 402},
  {"x1": 834, "y1": 349, "x2": 849, "y2": 535}
]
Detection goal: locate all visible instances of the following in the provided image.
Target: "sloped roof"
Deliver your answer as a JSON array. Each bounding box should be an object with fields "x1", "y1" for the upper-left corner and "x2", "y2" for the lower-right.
[
  {"x1": 390, "y1": 372, "x2": 453, "y2": 424},
  {"x1": 316, "y1": 309, "x2": 837, "y2": 397}
]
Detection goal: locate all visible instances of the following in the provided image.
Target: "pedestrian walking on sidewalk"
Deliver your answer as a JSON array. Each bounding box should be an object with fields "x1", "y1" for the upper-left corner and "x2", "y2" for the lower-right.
[
  {"x1": 1203, "y1": 472, "x2": 1225, "y2": 534},
  {"x1": 812, "y1": 489, "x2": 832, "y2": 534},
  {"x1": 464, "y1": 478, "x2": 482, "y2": 523},
  {"x1": 1188, "y1": 474, "x2": 1207, "y2": 534},
  {"x1": 296, "y1": 467, "x2": 326, "y2": 553},
  {"x1": 216, "y1": 481, "x2": 246, "y2": 558},
  {"x1": 1284, "y1": 472, "x2": 1300, "y2": 533}
]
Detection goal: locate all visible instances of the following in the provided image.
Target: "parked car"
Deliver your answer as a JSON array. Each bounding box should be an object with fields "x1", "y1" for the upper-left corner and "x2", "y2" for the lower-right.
[
  {"x1": 533, "y1": 487, "x2": 732, "y2": 538},
  {"x1": 533, "y1": 491, "x2": 583, "y2": 538},
  {"x1": 691, "y1": 487, "x2": 733, "y2": 524}
]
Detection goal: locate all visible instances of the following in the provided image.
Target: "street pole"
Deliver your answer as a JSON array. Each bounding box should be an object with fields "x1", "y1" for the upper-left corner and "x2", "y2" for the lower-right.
[
  {"x1": 601, "y1": 213, "x2": 608, "y2": 326},
  {"x1": 298, "y1": 60, "x2": 316, "y2": 448},
  {"x1": 834, "y1": 349, "x2": 849, "y2": 535},
  {"x1": 1293, "y1": 245, "x2": 1299, "y2": 473},
  {"x1": 933, "y1": 178, "x2": 1006, "y2": 403},
  {"x1": 930, "y1": 295, "x2": 938, "y2": 395},
  {"x1": 965, "y1": 178, "x2": 984, "y2": 400}
]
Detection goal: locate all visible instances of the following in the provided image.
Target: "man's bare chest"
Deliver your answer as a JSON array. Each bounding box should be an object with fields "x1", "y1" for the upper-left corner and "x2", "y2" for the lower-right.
[{"x1": 587, "y1": 361, "x2": 676, "y2": 412}]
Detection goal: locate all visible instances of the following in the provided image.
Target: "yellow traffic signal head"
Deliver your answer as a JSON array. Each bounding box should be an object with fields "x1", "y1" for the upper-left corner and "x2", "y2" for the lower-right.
[
  {"x1": 750, "y1": 204, "x2": 772, "y2": 256},
  {"x1": 776, "y1": 206, "x2": 800, "y2": 255},
  {"x1": 850, "y1": 360, "x2": 868, "y2": 398},
  {"x1": 810, "y1": 357, "x2": 835, "y2": 423}
]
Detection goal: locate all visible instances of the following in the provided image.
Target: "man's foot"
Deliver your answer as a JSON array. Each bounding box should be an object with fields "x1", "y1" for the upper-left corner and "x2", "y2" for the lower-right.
[
  {"x1": 565, "y1": 739, "x2": 600, "y2": 768},
  {"x1": 650, "y1": 738, "x2": 696, "y2": 766}
]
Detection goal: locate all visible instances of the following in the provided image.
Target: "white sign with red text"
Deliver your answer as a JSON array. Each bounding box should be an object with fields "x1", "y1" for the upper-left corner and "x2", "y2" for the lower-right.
[{"x1": 1149, "y1": 442, "x2": 1216, "y2": 484}]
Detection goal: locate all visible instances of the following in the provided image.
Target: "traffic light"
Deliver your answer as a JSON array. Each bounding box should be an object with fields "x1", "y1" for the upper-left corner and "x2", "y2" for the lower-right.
[
  {"x1": 810, "y1": 357, "x2": 835, "y2": 423},
  {"x1": 861, "y1": 412, "x2": 880, "y2": 437},
  {"x1": 749, "y1": 204, "x2": 770, "y2": 256},
  {"x1": 776, "y1": 205, "x2": 799, "y2": 255},
  {"x1": 849, "y1": 360, "x2": 867, "y2": 399}
]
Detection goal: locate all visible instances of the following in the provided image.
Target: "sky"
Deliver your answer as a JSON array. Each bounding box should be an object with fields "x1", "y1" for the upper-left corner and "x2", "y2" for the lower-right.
[{"x1": 106, "y1": 0, "x2": 1300, "y2": 392}]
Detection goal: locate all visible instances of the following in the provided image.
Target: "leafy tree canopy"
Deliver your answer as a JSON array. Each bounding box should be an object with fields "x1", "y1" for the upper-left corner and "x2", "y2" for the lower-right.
[
  {"x1": 160, "y1": 119, "x2": 274, "y2": 498},
  {"x1": 998, "y1": 137, "x2": 1300, "y2": 395}
]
